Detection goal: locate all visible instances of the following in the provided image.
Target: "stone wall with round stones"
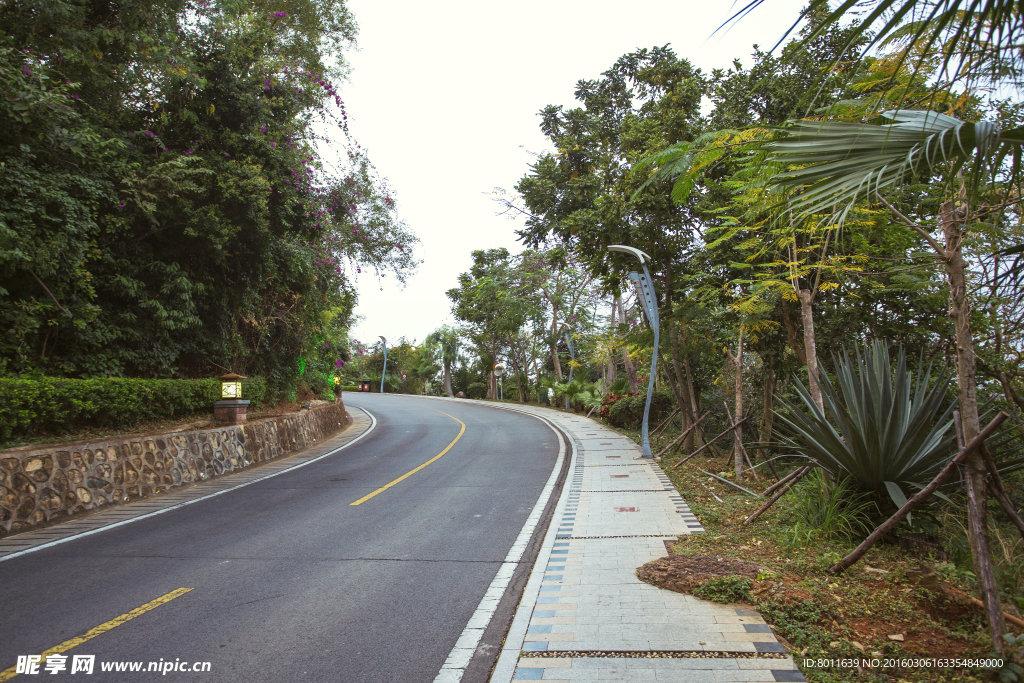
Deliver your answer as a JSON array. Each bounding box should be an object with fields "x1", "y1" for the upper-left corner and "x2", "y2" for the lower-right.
[{"x1": 0, "y1": 402, "x2": 350, "y2": 535}]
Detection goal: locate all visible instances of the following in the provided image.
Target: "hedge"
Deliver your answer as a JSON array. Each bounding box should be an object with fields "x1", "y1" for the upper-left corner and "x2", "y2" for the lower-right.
[
  {"x1": 0, "y1": 376, "x2": 268, "y2": 442},
  {"x1": 607, "y1": 391, "x2": 674, "y2": 428}
]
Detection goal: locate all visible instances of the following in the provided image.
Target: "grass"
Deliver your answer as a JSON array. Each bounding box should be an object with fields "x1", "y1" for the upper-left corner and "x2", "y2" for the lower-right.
[{"x1": 601, "y1": 416, "x2": 1024, "y2": 683}]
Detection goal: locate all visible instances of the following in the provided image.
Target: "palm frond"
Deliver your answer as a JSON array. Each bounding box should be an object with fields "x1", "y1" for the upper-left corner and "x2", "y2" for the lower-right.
[
  {"x1": 718, "y1": 1, "x2": 1024, "y2": 91},
  {"x1": 768, "y1": 110, "x2": 1024, "y2": 223}
]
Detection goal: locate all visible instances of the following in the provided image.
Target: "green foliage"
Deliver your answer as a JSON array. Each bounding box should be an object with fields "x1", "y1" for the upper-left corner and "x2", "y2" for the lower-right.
[
  {"x1": 990, "y1": 632, "x2": 1024, "y2": 682},
  {"x1": 0, "y1": 376, "x2": 267, "y2": 442},
  {"x1": 607, "y1": 391, "x2": 674, "y2": 428},
  {"x1": 0, "y1": 0, "x2": 416, "y2": 386},
  {"x1": 692, "y1": 576, "x2": 752, "y2": 604},
  {"x1": 776, "y1": 341, "x2": 956, "y2": 511},
  {"x1": 783, "y1": 469, "x2": 876, "y2": 545},
  {"x1": 466, "y1": 382, "x2": 488, "y2": 399}
]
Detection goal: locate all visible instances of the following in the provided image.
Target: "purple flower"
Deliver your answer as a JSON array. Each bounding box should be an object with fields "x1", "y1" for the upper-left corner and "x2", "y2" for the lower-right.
[{"x1": 335, "y1": 358, "x2": 345, "y2": 368}]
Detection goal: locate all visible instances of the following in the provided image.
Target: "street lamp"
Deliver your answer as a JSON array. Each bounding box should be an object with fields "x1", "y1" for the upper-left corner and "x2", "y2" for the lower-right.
[
  {"x1": 608, "y1": 245, "x2": 659, "y2": 459},
  {"x1": 378, "y1": 335, "x2": 388, "y2": 394}
]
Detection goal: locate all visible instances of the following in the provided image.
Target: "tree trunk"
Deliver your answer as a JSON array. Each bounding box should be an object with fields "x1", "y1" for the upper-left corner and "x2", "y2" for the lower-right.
[
  {"x1": 619, "y1": 298, "x2": 638, "y2": 393},
  {"x1": 511, "y1": 351, "x2": 526, "y2": 403},
  {"x1": 796, "y1": 288, "x2": 824, "y2": 413},
  {"x1": 550, "y1": 305, "x2": 563, "y2": 382},
  {"x1": 608, "y1": 297, "x2": 618, "y2": 385},
  {"x1": 443, "y1": 363, "x2": 454, "y2": 398},
  {"x1": 681, "y1": 337, "x2": 704, "y2": 448},
  {"x1": 941, "y1": 199, "x2": 1005, "y2": 648},
  {"x1": 666, "y1": 325, "x2": 695, "y2": 451},
  {"x1": 781, "y1": 298, "x2": 807, "y2": 366},
  {"x1": 729, "y1": 326, "x2": 745, "y2": 482},
  {"x1": 758, "y1": 366, "x2": 776, "y2": 461}
]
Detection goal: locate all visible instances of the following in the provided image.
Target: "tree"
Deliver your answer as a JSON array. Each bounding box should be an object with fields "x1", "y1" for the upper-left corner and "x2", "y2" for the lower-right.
[
  {"x1": 0, "y1": 0, "x2": 417, "y2": 393},
  {"x1": 447, "y1": 249, "x2": 541, "y2": 401},
  {"x1": 425, "y1": 326, "x2": 459, "y2": 398}
]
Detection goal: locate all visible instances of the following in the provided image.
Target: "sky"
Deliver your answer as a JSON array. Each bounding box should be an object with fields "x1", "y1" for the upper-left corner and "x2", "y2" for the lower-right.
[{"x1": 339, "y1": 0, "x2": 809, "y2": 348}]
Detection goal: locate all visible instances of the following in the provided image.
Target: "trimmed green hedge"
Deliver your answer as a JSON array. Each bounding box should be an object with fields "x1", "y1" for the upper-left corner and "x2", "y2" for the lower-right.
[{"x1": 0, "y1": 376, "x2": 268, "y2": 442}]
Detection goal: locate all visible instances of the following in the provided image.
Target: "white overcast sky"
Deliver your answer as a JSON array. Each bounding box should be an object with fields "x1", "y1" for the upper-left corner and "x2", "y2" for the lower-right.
[{"x1": 339, "y1": 0, "x2": 808, "y2": 347}]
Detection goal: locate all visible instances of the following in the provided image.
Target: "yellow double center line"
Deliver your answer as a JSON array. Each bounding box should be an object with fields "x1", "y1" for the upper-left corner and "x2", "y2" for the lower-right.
[
  {"x1": 0, "y1": 588, "x2": 193, "y2": 681},
  {"x1": 350, "y1": 410, "x2": 466, "y2": 506}
]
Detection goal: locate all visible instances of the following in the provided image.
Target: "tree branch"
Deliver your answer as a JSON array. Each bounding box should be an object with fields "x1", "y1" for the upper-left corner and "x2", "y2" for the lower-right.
[
  {"x1": 876, "y1": 193, "x2": 949, "y2": 260},
  {"x1": 29, "y1": 270, "x2": 68, "y2": 314}
]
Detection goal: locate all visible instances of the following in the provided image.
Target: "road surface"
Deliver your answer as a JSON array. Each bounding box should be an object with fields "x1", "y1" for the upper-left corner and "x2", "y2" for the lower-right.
[{"x1": 0, "y1": 394, "x2": 561, "y2": 682}]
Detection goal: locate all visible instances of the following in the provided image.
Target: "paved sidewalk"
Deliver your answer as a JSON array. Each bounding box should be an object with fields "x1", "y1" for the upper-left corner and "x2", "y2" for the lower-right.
[
  {"x1": 0, "y1": 407, "x2": 374, "y2": 563},
  {"x1": 484, "y1": 406, "x2": 805, "y2": 683}
]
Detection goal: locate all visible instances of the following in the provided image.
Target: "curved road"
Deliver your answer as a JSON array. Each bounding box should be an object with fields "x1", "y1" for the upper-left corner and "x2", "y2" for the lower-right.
[{"x1": 0, "y1": 395, "x2": 561, "y2": 682}]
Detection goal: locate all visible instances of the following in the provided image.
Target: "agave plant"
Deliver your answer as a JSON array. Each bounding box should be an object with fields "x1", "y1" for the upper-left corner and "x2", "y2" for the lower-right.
[{"x1": 775, "y1": 341, "x2": 956, "y2": 511}]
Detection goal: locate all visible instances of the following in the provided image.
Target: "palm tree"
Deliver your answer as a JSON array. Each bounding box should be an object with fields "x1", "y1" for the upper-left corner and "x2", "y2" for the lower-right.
[{"x1": 425, "y1": 326, "x2": 459, "y2": 398}]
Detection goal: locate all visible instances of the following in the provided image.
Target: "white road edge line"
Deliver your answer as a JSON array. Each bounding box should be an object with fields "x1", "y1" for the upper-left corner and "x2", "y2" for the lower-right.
[
  {"x1": 430, "y1": 399, "x2": 568, "y2": 683},
  {"x1": 0, "y1": 408, "x2": 378, "y2": 565}
]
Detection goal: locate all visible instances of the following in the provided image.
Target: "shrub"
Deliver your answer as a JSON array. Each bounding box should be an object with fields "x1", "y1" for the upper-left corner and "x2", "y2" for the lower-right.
[
  {"x1": 600, "y1": 392, "x2": 634, "y2": 419},
  {"x1": 607, "y1": 391, "x2": 673, "y2": 428},
  {"x1": 466, "y1": 382, "x2": 488, "y2": 399},
  {"x1": 0, "y1": 376, "x2": 268, "y2": 443}
]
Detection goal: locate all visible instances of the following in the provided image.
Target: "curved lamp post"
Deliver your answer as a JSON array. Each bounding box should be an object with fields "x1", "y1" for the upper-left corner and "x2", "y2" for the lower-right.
[
  {"x1": 608, "y1": 245, "x2": 659, "y2": 459},
  {"x1": 378, "y1": 335, "x2": 388, "y2": 394}
]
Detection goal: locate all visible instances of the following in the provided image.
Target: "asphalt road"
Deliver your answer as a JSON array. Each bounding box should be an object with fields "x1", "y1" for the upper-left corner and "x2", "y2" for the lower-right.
[{"x1": 0, "y1": 394, "x2": 561, "y2": 682}]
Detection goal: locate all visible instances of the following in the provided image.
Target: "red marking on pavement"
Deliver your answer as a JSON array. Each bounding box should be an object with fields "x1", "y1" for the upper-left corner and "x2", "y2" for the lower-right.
[
  {"x1": 610, "y1": 475, "x2": 629, "y2": 478},
  {"x1": 614, "y1": 507, "x2": 638, "y2": 512}
]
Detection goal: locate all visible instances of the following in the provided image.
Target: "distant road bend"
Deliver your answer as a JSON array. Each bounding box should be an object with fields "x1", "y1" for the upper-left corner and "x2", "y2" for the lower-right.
[{"x1": 0, "y1": 394, "x2": 562, "y2": 682}]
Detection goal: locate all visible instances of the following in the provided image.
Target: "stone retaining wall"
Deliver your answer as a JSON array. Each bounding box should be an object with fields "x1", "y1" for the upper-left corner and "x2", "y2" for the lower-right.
[{"x1": 0, "y1": 402, "x2": 350, "y2": 535}]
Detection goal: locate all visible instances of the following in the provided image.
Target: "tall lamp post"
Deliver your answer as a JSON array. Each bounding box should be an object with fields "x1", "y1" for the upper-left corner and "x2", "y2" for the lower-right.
[
  {"x1": 378, "y1": 335, "x2": 388, "y2": 394},
  {"x1": 608, "y1": 245, "x2": 659, "y2": 459}
]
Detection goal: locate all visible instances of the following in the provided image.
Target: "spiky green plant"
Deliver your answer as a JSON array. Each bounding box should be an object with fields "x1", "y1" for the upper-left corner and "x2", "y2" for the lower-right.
[{"x1": 776, "y1": 341, "x2": 956, "y2": 511}]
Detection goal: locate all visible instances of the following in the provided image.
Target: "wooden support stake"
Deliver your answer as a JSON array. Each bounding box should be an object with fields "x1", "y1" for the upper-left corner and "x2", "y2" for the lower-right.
[
  {"x1": 655, "y1": 410, "x2": 709, "y2": 458},
  {"x1": 980, "y1": 444, "x2": 1024, "y2": 540},
  {"x1": 830, "y1": 411, "x2": 1009, "y2": 574},
  {"x1": 762, "y1": 467, "x2": 802, "y2": 497},
  {"x1": 652, "y1": 408, "x2": 681, "y2": 439},
  {"x1": 672, "y1": 417, "x2": 750, "y2": 469},
  {"x1": 743, "y1": 466, "x2": 813, "y2": 526},
  {"x1": 699, "y1": 470, "x2": 761, "y2": 498}
]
